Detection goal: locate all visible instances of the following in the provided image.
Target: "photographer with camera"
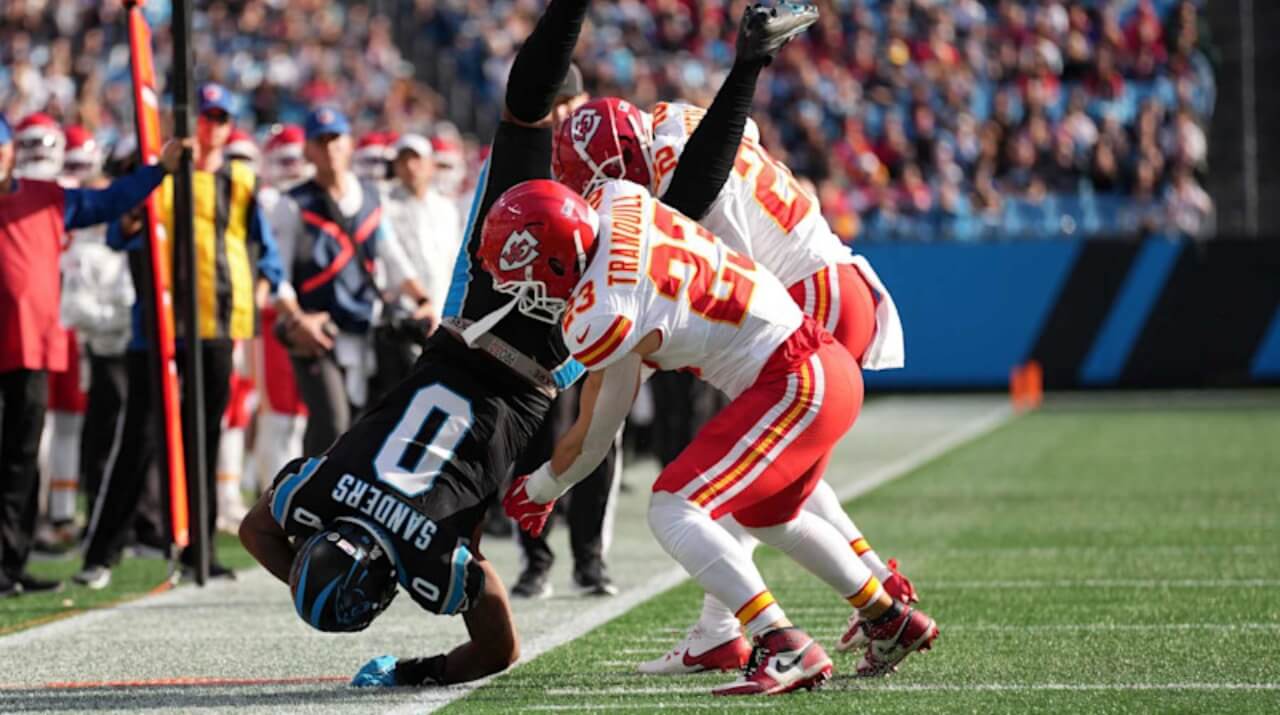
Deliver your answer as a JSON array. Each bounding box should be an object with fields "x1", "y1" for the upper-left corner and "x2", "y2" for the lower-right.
[{"x1": 272, "y1": 108, "x2": 431, "y2": 456}]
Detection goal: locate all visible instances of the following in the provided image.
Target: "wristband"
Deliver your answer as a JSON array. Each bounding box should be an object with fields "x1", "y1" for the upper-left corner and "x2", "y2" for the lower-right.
[
  {"x1": 524, "y1": 462, "x2": 565, "y2": 503},
  {"x1": 394, "y1": 654, "x2": 448, "y2": 686}
]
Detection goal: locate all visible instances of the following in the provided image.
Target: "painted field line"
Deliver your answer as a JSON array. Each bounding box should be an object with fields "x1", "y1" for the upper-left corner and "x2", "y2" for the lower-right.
[
  {"x1": 803, "y1": 622, "x2": 1280, "y2": 635},
  {"x1": 523, "y1": 682, "x2": 1280, "y2": 709},
  {"x1": 0, "y1": 675, "x2": 348, "y2": 691},
  {"x1": 919, "y1": 578, "x2": 1280, "y2": 589},
  {"x1": 401, "y1": 401, "x2": 1015, "y2": 715},
  {"x1": 629, "y1": 622, "x2": 1280, "y2": 642},
  {"x1": 541, "y1": 682, "x2": 1280, "y2": 698}
]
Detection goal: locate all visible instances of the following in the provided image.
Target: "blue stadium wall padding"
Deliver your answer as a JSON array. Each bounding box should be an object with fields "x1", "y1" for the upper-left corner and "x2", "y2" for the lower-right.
[
  {"x1": 1079, "y1": 239, "x2": 1183, "y2": 385},
  {"x1": 1252, "y1": 308, "x2": 1280, "y2": 380},
  {"x1": 851, "y1": 238, "x2": 1280, "y2": 389},
  {"x1": 856, "y1": 240, "x2": 1081, "y2": 389}
]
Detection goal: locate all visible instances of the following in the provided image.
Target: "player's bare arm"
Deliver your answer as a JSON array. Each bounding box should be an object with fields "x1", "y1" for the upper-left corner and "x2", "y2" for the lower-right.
[
  {"x1": 239, "y1": 492, "x2": 296, "y2": 584},
  {"x1": 506, "y1": 331, "x2": 659, "y2": 534},
  {"x1": 386, "y1": 559, "x2": 520, "y2": 686}
]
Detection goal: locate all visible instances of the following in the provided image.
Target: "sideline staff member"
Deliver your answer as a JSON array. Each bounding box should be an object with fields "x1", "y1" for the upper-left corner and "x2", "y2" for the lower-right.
[
  {"x1": 77, "y1": 84, "x2": 283, "y2": 588},
  {"x1": 1, "y1": 117, "x2": 186, "y2": 597}
]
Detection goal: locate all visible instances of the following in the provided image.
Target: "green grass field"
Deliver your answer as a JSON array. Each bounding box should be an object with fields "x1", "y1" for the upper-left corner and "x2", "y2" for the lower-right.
[
  {"x1": 445, "y1": 403, "x2": 1280, "y2": 713},
  {"x1": 0, "y1": 533, "x2": 254, "y2": 634}
]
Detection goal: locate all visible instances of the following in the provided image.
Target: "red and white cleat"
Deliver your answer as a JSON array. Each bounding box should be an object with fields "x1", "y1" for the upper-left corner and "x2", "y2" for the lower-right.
[
  {"x1": 712, "y1": 627, "x2": 833, "y2": 696},
  {"x1": 637, "y1": 626, "x2": 752, "y2": 675},
  {"x1": 855, "y1": 606, "x2": 938, "y2": 677},
  {"x1": 836, "y1": 559, "x2": 919, "y2": 653}
]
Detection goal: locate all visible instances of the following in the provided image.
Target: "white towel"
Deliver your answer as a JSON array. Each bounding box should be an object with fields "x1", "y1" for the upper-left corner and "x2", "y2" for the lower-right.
[
  {"x1": 334, "y1": 331, "x2": 374, "y2": 408},
  {"x1": 850, "y1": 255, "x2": 905, "y2": 370}
]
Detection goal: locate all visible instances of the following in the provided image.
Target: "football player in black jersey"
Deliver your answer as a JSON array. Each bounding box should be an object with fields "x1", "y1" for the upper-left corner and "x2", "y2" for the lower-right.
[{"x1": 239, "y1": 0, "x2": 595, "y2": 687}]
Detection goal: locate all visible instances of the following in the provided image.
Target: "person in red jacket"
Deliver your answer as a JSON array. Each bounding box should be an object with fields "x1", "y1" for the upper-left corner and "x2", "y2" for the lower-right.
[{"x1": 0, "y1": 115, "x2": 185, "y2": 597}]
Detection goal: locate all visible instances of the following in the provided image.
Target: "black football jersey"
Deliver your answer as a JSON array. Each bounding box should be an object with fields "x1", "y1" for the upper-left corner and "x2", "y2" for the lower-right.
[
  {"x1": 442, "y1": 121, "x2": 583, "y2": 389},
  {"x1": 270, "y1": 332, "x2": 552, "y2": 614}
]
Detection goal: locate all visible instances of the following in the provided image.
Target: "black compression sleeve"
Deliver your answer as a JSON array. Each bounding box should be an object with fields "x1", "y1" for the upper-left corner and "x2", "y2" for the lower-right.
[
  {"x1": 660, "y1": 59, "x2": 767, "y2": 221},
  {"x1": 395, "y1": 654, "x2": 449, "y2": 686},
  {"x1": 505, "y1": 0, "x2": 591, "y2": 124}
]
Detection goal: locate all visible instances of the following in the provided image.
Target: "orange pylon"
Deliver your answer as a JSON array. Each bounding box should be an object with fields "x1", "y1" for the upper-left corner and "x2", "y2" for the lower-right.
[{"x1": 1010, "y1": 360, "x2": 1043, "y2": 412}]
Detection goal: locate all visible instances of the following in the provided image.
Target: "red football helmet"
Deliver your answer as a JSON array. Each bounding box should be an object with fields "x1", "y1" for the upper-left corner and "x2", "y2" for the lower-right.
[
  {"x1": 14, "y1": 113, "x2": 65, "y2": 180},
  {"x1": 478, "y1": 179, "x2": 599, "y2": 324},
  {"x1": 61, "y1": 125, "x2": 102, "y2": 183},
  {"x1": 553, "y1": 97, "x2": 653, "y2": 196}
]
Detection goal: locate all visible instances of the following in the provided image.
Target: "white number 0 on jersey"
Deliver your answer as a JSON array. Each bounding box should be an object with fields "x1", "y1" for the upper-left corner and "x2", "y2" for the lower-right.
[{"x1": 373, "y1": 384, "x2": 474, "y2": 498}]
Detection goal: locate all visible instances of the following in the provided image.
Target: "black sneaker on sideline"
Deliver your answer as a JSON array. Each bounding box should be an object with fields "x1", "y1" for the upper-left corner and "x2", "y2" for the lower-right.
[
  {"x1": 510, "y1": 568, "x2": 553, "y2": 599},
  {"x1": 573, "y1": 563, "x2": 618, "y2": 597},
  {"x1": 181, "y1": 560, "x2": 238, "y2": 582},
  {"x1": 15, "y1": 572, "x2": 64, "y2": 594}
]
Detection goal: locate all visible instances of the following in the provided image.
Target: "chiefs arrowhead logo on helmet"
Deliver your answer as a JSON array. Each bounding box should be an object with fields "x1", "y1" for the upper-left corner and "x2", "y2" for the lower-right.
[
  {"x1": 570, "y1": 109, "x2": 602, "y2": 146},
  {"x1": 498, "y1": 229, "x2": 540, "y2": 272}
]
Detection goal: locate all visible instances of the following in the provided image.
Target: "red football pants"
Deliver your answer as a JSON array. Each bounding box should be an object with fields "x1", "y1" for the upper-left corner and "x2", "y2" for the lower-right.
[
  {"x1": 787, "y1": 263, "x2": 877, "y2": 365},
  {"x1": 653, "y1": 319, "x2": 863, "y2": 528}
]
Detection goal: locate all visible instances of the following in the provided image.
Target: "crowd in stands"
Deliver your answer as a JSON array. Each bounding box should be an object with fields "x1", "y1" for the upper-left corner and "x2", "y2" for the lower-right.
[{"x1": 2, "y1": 0, "x2": 1219, "y2": 247}]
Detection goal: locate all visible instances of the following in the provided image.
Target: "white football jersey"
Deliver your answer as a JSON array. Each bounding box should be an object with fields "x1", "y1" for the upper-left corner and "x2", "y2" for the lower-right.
[
  {"x1": 562, "y1": 180, "x2": 801, "y2": 398},
  {"x1": 648, "y1": 101, "x2": 854, "y2": 289}
]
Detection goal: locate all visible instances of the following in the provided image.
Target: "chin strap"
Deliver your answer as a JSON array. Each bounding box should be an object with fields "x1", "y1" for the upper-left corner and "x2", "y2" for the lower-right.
[{"x1": 460, "y1": 285, "x2": 527, "y2": 347}]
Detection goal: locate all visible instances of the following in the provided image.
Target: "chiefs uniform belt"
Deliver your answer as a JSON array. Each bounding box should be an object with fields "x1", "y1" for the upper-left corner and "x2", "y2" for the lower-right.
[{"x1": 440, "y1": 317, "x2": 558, "y2": 397}]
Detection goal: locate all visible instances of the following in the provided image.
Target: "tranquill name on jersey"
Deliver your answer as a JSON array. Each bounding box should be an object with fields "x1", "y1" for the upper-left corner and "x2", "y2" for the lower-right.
[{"x1": 330, "y1": 474, "x2": 439, "y2": 551}]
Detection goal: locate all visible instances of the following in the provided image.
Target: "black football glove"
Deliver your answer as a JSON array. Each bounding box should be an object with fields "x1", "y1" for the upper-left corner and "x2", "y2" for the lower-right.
[{"x1": 736, "y1": 2, "x2": 820, "y2": 65}]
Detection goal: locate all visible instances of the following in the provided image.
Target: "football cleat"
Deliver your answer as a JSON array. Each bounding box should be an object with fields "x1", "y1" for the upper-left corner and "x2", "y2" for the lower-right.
[
  {"x1": 712, "y1": 627, "x2": 832, "y2": 696},
  {"x1": 73, "y1": 565, "x2": 112, "y2": 591},
  {"x1": 855, "y1": 606, "x2": 938, "y2": 677},
  {"x1": 737, "y1": 2, "x2": 820, "y2": 65},
  {"x1": 837, "y1": 559, "x2": 919, "y2": 653},
  {"x1": 638, "y1": 626, "x2": 752, "y2": 675},
  {"x1": 510, "y1": 568, "x2": 553, "y2": 600}
]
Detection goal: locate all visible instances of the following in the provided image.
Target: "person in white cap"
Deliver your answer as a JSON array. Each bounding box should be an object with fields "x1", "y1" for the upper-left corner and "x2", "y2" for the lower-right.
[{"x1": 367, "y1": 133, "x2": 460, "y2": 394}]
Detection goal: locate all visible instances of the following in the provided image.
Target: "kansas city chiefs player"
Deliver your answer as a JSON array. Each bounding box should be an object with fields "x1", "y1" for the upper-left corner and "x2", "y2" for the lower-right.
[
  {"x1": 551, "y1": 68, "x2": 917, "y2": 675},
  {"x1": 487, "y1": 174, "x2": 939, "y2": 694}
]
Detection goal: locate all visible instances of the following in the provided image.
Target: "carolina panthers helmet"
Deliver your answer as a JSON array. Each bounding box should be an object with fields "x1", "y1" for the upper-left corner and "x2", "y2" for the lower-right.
[{"x1": 289, "y1": 517, "x2": 400, "y2": 633}]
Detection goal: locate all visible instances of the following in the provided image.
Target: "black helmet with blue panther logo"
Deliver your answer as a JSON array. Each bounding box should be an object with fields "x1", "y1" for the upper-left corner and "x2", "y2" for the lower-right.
[{"x1": 289, "y1": 517, "x2": 400, "y2": 632}]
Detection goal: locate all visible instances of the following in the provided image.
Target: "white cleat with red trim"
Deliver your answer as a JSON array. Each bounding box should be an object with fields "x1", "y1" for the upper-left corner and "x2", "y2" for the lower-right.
[
  {"x1": 837, "y1": 559, "x2": 919, "y2": 653},
  {"x1": 712, "y1": 627, "x2": 832, "y2": 696},
  {"x1": 638, "y1": 626, "x2": 752, "y2": 675}
]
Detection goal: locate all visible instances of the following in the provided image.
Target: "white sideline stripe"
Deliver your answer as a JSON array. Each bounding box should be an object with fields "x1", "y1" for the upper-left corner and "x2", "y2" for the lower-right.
[
  {"x1": 401, "y1": 402, "x2": 1015, "y2": 714},
  {"x1": 831, "y1": 404, "x2": 1011, "y2": 504}
]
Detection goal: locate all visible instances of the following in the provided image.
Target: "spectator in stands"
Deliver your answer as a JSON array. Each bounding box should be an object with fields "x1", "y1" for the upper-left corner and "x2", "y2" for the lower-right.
[
  {"x1": 1, "y1": 116, "x2": 184, "y2": 597},
  {"x1": 0, "y1": 0, "x2": 1222, "y2": 241},
  {"x1": 77, "y1": 84, "x2": 284, "y2": 588},
  {"x1": 1165, "y1": 164, "x2": 1214, "y2": 238}
]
